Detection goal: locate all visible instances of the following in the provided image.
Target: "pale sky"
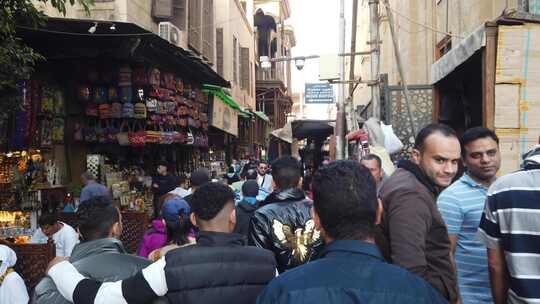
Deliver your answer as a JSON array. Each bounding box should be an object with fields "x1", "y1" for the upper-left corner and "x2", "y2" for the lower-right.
[{"x1": 287, "y1": 0, "x2": 353, "y2": 119}]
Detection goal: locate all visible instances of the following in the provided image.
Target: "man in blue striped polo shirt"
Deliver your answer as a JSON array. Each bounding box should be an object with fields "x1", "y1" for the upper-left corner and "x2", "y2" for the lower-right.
[
  {"x1": 477, "y1": 144, "x2": 540, "y2": 304},
  {"x1": 438, "y1": 127, "x2": 501, "y2": 303}
]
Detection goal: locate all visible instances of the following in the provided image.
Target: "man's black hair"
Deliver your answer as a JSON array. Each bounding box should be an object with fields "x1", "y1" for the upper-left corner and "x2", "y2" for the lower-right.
[
  {"x1": 156, "y1": 161, "x2": 169, "y2": 168},
  {"x1": 38, "y1": 212, "x2": 58, "y2": 227},
  {"x1": 271, "y1": 156, "x2": 302, "y2": 190},
  {"x1": 312, "y1": 160, "x2": 377, "y2": 240},
  {"x1": 76, "y1": 196, "x2": 120, "y2": 241},
  {"x1": 190, "y1": 182, "x2": 235, "y2": 221},
  {"x1": 460, "y1": 127, "x2": 499, "y2": 157},
  {"x1": 177, "y1": 175, "x2": 188, "y2": 185},
  {"x1": 245, "y1": 169, "x2": 258, "y2": 180},
  {"x1": 361, "y1": 154, "x2": 382, "y2": 169},
  {"x1": 414, "y1": 123, "x2": 458, "y2": 152}
]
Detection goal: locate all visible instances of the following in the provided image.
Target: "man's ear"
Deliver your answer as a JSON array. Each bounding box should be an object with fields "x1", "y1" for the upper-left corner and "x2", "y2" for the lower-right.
[
  {"x1": 110, "y1": 222, "x2": 121, "y2": 238},
  {"x1": 230, "y1": 207, "x2": 237, "y2": 226},
  {"x1": 375, "y1": 198, "x2": 384, "y2": 225},
  {"x1": 411, "y1": 148, "x2": 421, "y2": 164},
  {"x1": 190, "y1": 213, "x2": 198, "y2": 227}
]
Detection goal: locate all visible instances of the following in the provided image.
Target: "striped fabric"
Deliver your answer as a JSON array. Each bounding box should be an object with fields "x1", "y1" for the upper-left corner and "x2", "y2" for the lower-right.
[
  {"x1": 477, "y1": 168, "x2": 540, "y2": 304},
  {"x1": 437, "y1": 173, "x2": 493, "y2": 304}
]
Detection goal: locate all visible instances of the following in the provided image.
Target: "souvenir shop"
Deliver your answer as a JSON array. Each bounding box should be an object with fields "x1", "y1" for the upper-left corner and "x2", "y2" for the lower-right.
[{"x1": 0, "y1": 18, "x2": 229, "y2": 290}]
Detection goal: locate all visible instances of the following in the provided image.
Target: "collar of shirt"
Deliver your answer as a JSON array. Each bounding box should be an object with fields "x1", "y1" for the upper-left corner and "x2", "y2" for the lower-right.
[
  {"x1": 460, "y1": 173, "x2": 490, "y2": 190},
  {"x1": 321, "y1": 240, "x2": 384, "y2": 261}
]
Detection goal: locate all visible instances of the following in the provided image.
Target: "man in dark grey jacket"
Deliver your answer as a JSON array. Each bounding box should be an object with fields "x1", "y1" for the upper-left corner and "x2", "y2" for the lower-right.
[
  {"x1": 32, "y1": 196, "x2": 166, "y2": 304},
  {"x1": 378, "y1": 124, "x2": 460, "y2": 303}
]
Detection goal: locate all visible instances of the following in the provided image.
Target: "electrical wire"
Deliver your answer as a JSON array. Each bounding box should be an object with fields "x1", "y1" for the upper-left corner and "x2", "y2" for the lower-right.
[{"x1": 382, "y1": 1, "x2": 464, "y2": 39}]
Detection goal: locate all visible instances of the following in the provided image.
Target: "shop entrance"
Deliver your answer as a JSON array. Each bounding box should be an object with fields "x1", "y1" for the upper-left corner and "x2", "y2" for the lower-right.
[{"x1": 435, "y1": 51, "x2": 484, "y2": 135}]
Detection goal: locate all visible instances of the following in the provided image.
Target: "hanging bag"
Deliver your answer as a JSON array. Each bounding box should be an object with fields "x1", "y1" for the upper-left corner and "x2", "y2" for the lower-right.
[
  {"x1": 381, "y1": 123, "x2": 404, "y2": 154},
  {"x1": 116, "y1": 120, "x2": 130, "y2": 146}
]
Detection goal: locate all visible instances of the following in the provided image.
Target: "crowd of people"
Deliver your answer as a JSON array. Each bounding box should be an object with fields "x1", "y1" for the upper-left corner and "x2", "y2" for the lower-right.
[{"x1": 2, "y1": 123, "x2": 539, "y2": 304}]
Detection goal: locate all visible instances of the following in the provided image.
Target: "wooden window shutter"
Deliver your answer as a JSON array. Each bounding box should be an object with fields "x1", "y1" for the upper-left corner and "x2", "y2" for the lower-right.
[
  {"x1": 240, "y1": 47, "x2": 249, "y2": 90},
  {"x1": 202, "y1": 0, "x2": 214, "y2": 62},
  {"x1": 188, "y1": 0, "x2": 202, "y2": 52},
  {"x1": 216, "y1": 28, "x2": 224, "y2": 77},
  {"x1": 152, "y1": 0, "x2": 173, "y2": 19},
  {"x1": 172, "y1": 0, "x2": 186, "y2": 30},
  {"x1": 249, "y1": 62, "x2": 253, "y2": 96},
  {"x1": 233, "y1": 37, "x2": 238, "y2": 84}
]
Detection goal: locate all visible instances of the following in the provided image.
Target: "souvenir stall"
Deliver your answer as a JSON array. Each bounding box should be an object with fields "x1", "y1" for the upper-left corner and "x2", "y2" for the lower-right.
[
  {"x1": 57, "y1": 63, "x2": 212, "y2": 252},
  {"x1": 0, "y1": 17, "x2": 229, "y2": 289}
]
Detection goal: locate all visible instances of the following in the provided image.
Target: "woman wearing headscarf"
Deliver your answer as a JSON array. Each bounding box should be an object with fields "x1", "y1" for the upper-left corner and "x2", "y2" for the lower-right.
[{"x1": 0, "y1": 245, "x2": 29, "y2": 303}]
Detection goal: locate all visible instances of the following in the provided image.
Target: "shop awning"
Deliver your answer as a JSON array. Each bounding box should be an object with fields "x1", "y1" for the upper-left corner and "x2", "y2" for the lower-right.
[
  {"x1": 17, "y1": 18, "x2": 229, "y2": 87},
  {"x1": 291, "y1": 119, "x2": 335, "y2": 140},
  {"x1": 430, "y1": 25, "x2": 486, "y2": 84},
  {"x1": 271, "y1": 122, "x2": 293, "y2": 143},
  {"x1": 253, "y1": 111, "x2": 270, "y2": 122},
  {"x1": 202, "y1": 84, "x2": 252, "y2": 117}
]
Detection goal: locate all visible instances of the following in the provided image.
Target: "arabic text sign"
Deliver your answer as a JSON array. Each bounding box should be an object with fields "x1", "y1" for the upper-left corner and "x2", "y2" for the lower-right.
[{"x1": 305, "y1": 83, "x2": 334, "y2": 104}]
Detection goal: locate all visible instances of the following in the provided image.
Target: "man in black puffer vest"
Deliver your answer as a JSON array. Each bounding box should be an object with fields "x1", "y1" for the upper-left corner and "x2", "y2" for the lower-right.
[
  {"x1": 45, "y1": 182, "x2": 277, "y2": 304},
  {"x1": 249, "y1": 156, "x2": 324, "y2": 273}
]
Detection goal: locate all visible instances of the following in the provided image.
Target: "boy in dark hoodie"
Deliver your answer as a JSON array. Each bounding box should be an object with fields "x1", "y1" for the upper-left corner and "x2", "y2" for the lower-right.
[{"x1": 234, "y1": 180, "x2": 260, "y2": 236}]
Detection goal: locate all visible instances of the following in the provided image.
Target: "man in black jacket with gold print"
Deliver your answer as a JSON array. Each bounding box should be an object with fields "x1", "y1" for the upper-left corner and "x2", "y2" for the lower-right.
[{"x1": 249, "y1": 156, "x2": 324, "y2": 273}]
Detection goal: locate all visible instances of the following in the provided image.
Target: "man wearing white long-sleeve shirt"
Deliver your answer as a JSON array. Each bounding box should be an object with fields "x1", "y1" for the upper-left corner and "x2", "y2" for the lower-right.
[
  {"x1": 31, "y1": 212, "x2": 79, "y2": 257},
  {"x1": 46, "y1": 182, "x2": 276, "y2": 304}
]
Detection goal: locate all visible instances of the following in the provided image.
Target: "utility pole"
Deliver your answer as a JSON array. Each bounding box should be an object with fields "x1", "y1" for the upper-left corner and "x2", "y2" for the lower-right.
[
  {"x1": 336, "y1": 0, "x2": 346, "y2": 160},
  {"x1": 383, "y1": 0, "x2": 416, "y2": 136},
  {"x1": 369, "y1": 0, "x2": 381, "y2": 120},
  {"x1": 346, "y1": 0, "x2": 360, "y2": 135}
]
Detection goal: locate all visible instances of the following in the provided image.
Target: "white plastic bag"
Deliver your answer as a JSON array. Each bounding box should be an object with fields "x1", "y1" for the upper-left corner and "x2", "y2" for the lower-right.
[{"x1": 381, "y1": 123, "x2": 404, "y2": 154}]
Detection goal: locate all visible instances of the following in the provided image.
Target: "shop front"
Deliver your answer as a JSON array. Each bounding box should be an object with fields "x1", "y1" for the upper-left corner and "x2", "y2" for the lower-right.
[{"x1": 0, "y1": 18, "x2": 228, "y2": 289}]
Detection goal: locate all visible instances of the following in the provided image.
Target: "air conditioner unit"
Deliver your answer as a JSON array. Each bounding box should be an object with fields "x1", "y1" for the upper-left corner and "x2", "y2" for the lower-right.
[{"x1": 158, "y1": 22, "x2": 183, "y2": 47}]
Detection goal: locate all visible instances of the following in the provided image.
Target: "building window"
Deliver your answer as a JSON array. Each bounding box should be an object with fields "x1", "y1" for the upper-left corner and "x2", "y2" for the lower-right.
[
  {"x1": 188, "y1": 0, "x2": 202, "y2": 52},
  {"x1": 216, "y1": 28, "x2": 224, "y2": 77},
  {"x1": 202, "y1": 0, "x2": 214, "y2": 62},
  {"x1": 172, "y1": 0, "x2": 186, "y2": 30},
  {"x1": 240, "y1": 47, "x2": 250, "y2": 90},
  {"x1": 233, "y1": 36, "x2": 238, "y2": 84},
  {"x1": 522, "y1": 0, "x2": 540, "y2": 14},
  {"x1": 249, "y1": 62, "x2": 253, "y2": 97}
]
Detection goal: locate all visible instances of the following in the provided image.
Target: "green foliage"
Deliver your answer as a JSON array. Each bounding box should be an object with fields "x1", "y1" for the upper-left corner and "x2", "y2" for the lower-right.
[{"x1": 0, "y1": 0, "x2": 93, "y2": 112}]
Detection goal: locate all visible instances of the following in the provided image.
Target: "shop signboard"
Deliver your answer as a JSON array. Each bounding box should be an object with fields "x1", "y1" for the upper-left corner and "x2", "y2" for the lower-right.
[
  {"x1": 305, "y1": 83, "x2": 334, "y2": 104},
  {"x1": 210, "y1": 96, "x2": 238, "y2": 136}
]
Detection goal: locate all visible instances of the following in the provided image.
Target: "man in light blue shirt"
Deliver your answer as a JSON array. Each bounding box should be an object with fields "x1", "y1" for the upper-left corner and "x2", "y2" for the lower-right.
[
  {"x1": 80, "y1": 171, "x2": 110, "y2": 203},
  {"x1": 438, "y1": 127, "x2": 501, "y2": 304}
]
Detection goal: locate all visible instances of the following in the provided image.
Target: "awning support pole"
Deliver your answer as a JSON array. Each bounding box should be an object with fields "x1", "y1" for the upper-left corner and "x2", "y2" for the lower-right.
[{"x1": 383, "y1": 0, "x2": 417, "y2": 137}]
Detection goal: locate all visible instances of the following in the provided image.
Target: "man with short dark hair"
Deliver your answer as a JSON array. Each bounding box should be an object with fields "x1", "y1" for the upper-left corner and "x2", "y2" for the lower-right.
[
  {"x1": 33, "y1": 197, "x2": 165, "y2": 304},
  {"x1": 378, "y1": 123, "x2": 459, "y2": 303},
  {"x1": 257, "y1": 161, "x2": 447, "y2": 304},
  {"x1": 257, "y1": 161, "x2": 273, "y2": 194},
  {"x1": 249, "y1": 156, "x2": 323, "y2": 273},
  {"x1": 361, "y1": 154, "x2": 384, "y2": 188},
  {"x1": 182, "y1": 168, "x2": 211, "y2": 206},
  {"x1": 46, "y1": 183, "x2": 277, "y2": 304},
  {"x1": 234, "y1": 180, "x2": 261, "y2": 236},
  {"x1": 31, "y1": 213, "x2": 79, "y2": 257},
  {"x1": 437, "y1": 127, "x2": 501, "y2": 303},
  {"x1": 152, "y1": 162, "x2": 177, "y2": 218}
]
